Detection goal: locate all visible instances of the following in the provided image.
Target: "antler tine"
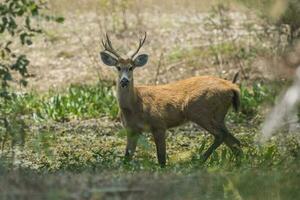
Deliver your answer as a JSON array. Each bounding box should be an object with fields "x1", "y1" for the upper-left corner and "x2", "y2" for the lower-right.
[
  {"x1": 101, "y1": 39, "x2": 106, "y2": 49},
  {"x1": 102, "y1": 33, "x2": 121, "y2": 58},
  {"x1": 106, "y1": 34, "x2": 113, "y2": 49},
  {"x1": 131, "y1": 32, "x2": 147, "y2": 59}
]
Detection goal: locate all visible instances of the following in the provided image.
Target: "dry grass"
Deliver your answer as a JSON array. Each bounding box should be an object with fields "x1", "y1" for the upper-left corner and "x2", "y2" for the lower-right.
[{"x1": 22, "y1": 0, "x2": 278, "y2": 92}]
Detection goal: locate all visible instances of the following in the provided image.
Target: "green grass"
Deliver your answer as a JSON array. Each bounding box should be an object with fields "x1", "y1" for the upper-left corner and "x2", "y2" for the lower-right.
[
  {"x1": 38, "y1": 83, "x2": 118, "y2": 121},
  {"x1": 0, "y1": 124, "x2": 299, "y2": 199},
  {"x1": 227, "y1": 81, "x2": 282, "y2": 124},
  {"x1": 0, "y1": 80, "x2": 299, "y2": 199},
  {"x1": 4, "y1": 81, "x2": 118, "y2": 122},
  {"x1": 9, "y1": 79, "x2": 282, "y2": 124}
]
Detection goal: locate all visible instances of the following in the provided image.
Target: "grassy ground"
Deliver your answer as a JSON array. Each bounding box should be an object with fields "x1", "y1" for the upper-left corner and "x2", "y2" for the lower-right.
[
  {"x1": 1, "y1": 80, "x2": 300, "y2": 199},
  {"x1": 1, "y1": 0, "x2": 300, "y2": 199}
]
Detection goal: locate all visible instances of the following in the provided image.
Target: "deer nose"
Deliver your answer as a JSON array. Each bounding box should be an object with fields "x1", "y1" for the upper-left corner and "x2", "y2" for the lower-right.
[{"x1": 120, "y1": 78, "x2": 129, "y2": 88}]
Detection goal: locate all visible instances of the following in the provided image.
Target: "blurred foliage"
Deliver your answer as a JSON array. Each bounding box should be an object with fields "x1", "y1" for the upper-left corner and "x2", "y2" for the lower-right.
[
  {"x1": 204, "y1": 3, "x2": 233, "y2": 36},
  {"x1": 0, "y1": 166, "x2": 299, "y2": 199},
  {"x1": 0, "y1": 0, "x2": 63, "y2": 161},
  {"x1": 0, "y1": 93, "x2": 27, "y2": 158},
  {"x1": 0, "y1": 0, "x2": 36, "y2": 91},
  {"x1": 228, "y1": 81, "x2": 284, "y2": 125},
  {"x1": 203, "y1": 2, "x2": 291, "y2": 80},
  {"x1": 239, "y1": 83, "x2": 277, "y2": 116},
  {"x1": 277, "y1": 0, "x2": 300, "y2": 43},
  {"x1": 99, "y1": 0, "x2": 134, "y2": 32},
  {"x1": 0, "y1": 0, "x2": 64, "y2": 93},
  {"x1": 237, "y1": 0, "x2": 300, "y2": 44}
]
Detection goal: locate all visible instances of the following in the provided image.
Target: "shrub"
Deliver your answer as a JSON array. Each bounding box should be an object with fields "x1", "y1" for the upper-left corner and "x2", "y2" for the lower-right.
[{"x1": 0, "y1": 0, "x2": 63, "y2": 161}]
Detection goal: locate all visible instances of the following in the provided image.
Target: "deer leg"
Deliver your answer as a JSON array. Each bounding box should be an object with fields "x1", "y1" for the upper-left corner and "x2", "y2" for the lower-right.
[
  {"x1": 152, "y1": 130, "x2": 166, "y2": 167},
  {"x1": 202, "y1": 133, "x2": 224, "y2": 162},
  {"x1": 222, "y1": 127, "x2": 243, "y2": 157},
  {"x1": 124, "y1": 130, "x2": 139, "y2": 162}
]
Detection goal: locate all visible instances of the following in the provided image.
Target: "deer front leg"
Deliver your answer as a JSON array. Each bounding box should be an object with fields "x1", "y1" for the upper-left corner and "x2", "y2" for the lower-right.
[
  {"x1": 124, "y1": 130, "x2": 139, "y2": 162},
  {"x1": 152, "y1": 130, "x2": 166, "y2": 167}
]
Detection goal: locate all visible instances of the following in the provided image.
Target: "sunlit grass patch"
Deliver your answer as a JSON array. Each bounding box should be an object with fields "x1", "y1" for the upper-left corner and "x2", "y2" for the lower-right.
[
  {"x1": 4, "y1": 81, "x2": 118, "y2": 123},
  {"x1": 38, "y1": 82, "x2": 118, "y2": 121}
]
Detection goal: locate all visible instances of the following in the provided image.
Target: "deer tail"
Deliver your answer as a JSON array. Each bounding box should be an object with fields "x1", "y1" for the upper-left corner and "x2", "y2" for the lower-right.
[
  {"x1": 232, "y1": 71, "x2": 239, "y2": 84},
  {"x1": 232, "y1": 89, "x2": 240, "y2": 112}
]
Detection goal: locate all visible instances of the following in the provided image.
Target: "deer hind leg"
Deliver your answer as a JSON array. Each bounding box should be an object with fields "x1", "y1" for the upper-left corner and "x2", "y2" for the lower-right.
[
  {"x1": 201, "y1": 124, "x2": 243, "y2": 162},
  {"x1": 222, "y1": 126, "x2": 243, "y2": 157},
  {"x1": 201, "y1": 130, "x2": 225, "y2": 162},
  {"x1": 192, "y1": 120, "x2": 227, "y2": 162}
]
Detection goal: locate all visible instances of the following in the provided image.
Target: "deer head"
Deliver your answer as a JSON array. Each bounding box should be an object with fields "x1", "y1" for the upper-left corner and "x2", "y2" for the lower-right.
[{"x1": 100, "y1": 33, "x2": 148, "y2": 88}]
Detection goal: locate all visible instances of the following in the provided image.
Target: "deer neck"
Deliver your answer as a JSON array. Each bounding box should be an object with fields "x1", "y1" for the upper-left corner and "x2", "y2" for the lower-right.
[{"x1": 117, "y1": 80, "x2": 136, "y2": 111}]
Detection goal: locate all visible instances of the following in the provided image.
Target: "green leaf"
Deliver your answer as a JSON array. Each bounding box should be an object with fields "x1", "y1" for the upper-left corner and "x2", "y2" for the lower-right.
[
  {"x1": 55, "y1": 16, "x2": 65, "y2": 23},
  {"x1": 20, "y1": 79, "x2": 27, "y2": 87},
  {"x1": 25, "y1": 16, "x2": 30, "y2": 28},
  {"x1": 20, "y1": 32, "x2": 28, "y2": 45},
  {"x1": 26, "y1": 39, "x2": 32, "y2": 45},
  {"x1": 3, "y1": 72, "x2": 12, "y2": 81}
]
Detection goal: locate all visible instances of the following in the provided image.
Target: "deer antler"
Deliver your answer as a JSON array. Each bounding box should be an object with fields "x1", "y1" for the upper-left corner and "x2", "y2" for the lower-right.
[
  {"x1": 102, "y1": 34, "x2": 121, "y2": 58},
  {"x1": 131, "y1": 32, "x2": 147, "y2": 59}
]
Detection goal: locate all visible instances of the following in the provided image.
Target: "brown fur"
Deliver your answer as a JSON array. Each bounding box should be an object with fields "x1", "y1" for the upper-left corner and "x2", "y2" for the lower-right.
[
  {"x1": 121, "y1": 76, "x2": 238, "y2": 130},
  {"x1": 120, "y1": 75, "x2": 242, "y2": 167}
]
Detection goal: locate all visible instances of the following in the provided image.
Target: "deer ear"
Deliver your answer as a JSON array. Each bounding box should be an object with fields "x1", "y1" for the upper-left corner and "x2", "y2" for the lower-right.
[
  {"x1": 133, "y1": 54, "x2": 148, "y2": 67},
  {"x1": 100, "y1": 52, "x2": 118, "y2": 66}
]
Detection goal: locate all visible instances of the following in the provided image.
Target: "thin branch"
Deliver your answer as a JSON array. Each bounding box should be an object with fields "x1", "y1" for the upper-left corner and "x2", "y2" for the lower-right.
[{"x1": 154, "y1": 52, "x2": 164, "y2": 85}]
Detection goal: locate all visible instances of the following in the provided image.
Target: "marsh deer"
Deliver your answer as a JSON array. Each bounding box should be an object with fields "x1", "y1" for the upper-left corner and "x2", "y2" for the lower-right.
[{"x1": 100, "y1": 33, "x2": 242, "y2": 167}]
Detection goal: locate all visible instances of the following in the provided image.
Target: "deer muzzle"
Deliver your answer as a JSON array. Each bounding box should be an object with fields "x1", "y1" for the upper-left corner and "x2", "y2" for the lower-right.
[{"x1": 120, "y1": 76, "x2": 130, "y2": 88}]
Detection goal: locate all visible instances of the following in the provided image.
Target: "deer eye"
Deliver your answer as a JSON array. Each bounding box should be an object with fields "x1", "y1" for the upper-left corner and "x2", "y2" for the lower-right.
[
  {"x1": 129, "y1": 67, "x2": 133, "y2": 71},
  {"x1": 116, "y1": 67, "x2": 121, "y2": 71}
]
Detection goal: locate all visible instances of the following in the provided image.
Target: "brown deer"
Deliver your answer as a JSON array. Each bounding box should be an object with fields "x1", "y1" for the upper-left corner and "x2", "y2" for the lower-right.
[{"x1": 100, "y1": 33, "x2": 242, "y2": 167}]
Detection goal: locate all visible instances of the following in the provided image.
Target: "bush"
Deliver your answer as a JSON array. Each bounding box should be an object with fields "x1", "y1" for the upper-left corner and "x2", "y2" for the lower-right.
[
  {"x1": 228, "y1": 82, "x2": 280, "y2": 123},
  {"x1": 0, "y1": 0, "x2": 63, "y2": 161},
  {"x1": 0, "y1": 0, "x2": 63, "y2": 93}
]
